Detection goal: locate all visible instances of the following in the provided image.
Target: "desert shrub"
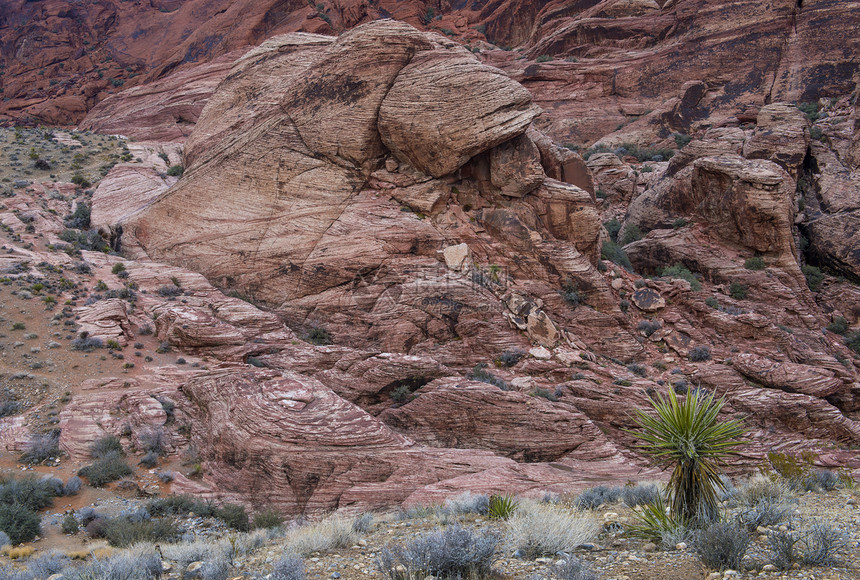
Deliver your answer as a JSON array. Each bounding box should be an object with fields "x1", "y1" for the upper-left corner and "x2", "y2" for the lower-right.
[
  {"x1": 705, "y1": 296, "x2": 719, "y2": 308},
  {"x1": 603, "y1": 218, "x2": 622, "y2": 243},
  {"x1": 282, "y1": 515, "x2": 360, "y2": 555},
  {"x1": 102, "y1": 516, "x2": 179, "y2": 547},
  {"x1": 111, "y1": 263, "x2": 126, "y2": 275},
  {"x1": 560, "y1": 284, "x2": 582, "y2": 306},
  {"x1": 138, "y1": 426, "x2": 165, "y2": 454},
  {"x1": 487, "y1": 494, "x2": 518, "y2": 520},
  {"x1": 801, "y1": 264, "x2": 824, "y2": 291},
  {"x1": 744, "y1": 256, "x2": 765, "y2": 270},
  {"x1": 575, "y1": 485, "x2": 621, "y2": 510},
  {"x1": 377, "y1": 524, "x2": 498, "y2": 579},
  {"x1": 271, "y1": 554, "x2": 305, "y2": 580},
  {"x1": 636, "y1": 320, "x2": 661, "y2": 337},
  {"x1": 78, "y1": 452, "x2": 132, "y2": 487},
  {"x1": 672, "y1": 217, "x2": 688, "y2": 228},
  {"x1": 846, "y1": 331, "x2": 860, "y2": 354},
  {"x1": 253, "y1": 508, "x2": 285, "y2": 530},
  {"x1": 601, "y1": 240, "x2": 633, "y2": 271},
  {"x1": 661, "y1": 263, "x2": 701, "y2": 291},
  {"x1": 627, "y1": 495, "x2": 684, "y2": 545},
  {"x1": 156, "y1": 284, "x2": 182, "y2": 297},
  {"x1": 536, "y1": 54, "x2": 553, "y2": 63},
  {"x1": 147, "y1": 494, "x2": 212, "y2": 517},
  {"x1": 63, "y1": 202, "x2": 91, "y2": 229},
  {"x1": 620, "y1": 224, "x2": 644, "y2": 246},
  {"x1": 622, "y1": 482, "x2": 661, "y2": 507},
  {"x1": 62, "y1": 512, "x2": 79, "y2": 534},
  {"x1": 66, "y1": 548, "x2": 164, "y2": 580},
  {"x1": 71, "y1": 335, "x2": 103, "y2": 351},
  {"x1": 627, "y1": 363, "x2": 648, "y2": 377},
  {"x1": 548, "y1": 555, "x2": 598, "y2": 580},
  {"x1": 352, "y1": 512, "x2": 374, "y2": 533},
  {"x1": 19, "y1": 431, "x2": 60, "y2": 464},
  {"x1": 303, "y1": 326, "x2": 331, "y2": 346},
  {"x1": 166, "y1": 164, "x2": 184, "y2": 177},
  {"x1": 0, "y1": 476, "x2": 57, "y2": 511},
  {"x1": 63, "y1": 476, "x2": 83, "y2": 496},
  {"x1": 0, "y1": 503, "x2": 41, "y2": 545},
  {"x1": 696, "y1": 521, "x2": 749, "y2": 570},
  {"x1": 797, "y1": 101, "x2": 820, "y2": 122},
  {"x1": 469, "y1": 363, "x2": 510, "y2": 390},
  {"x1": 27, "y1": 550, "x2": 70, "y2": 577},
  {"x1": 729, "y1": 282, "x2": 748, "y2": 300},
  {"x1": 91, "y1": 435, "x2": 124, "y2": 458},
  {"x1": 630, "y1": 389, "x2": 744, "y2": 524},
  {"x1": 504, "y1": 501, "x2": 599, "y2": 559},
  {"x1": 218, "y1": 503, "x2": 250, "y2": 531},
  {"x1": 689, "y1": 346, "x2": 711, "y2": 362},
  {"x1": 531, "y1": 387, "x2": 558, "y2": 401},
  {"x1": 445, "y1": 493, "x2": 489, "y2": 516},
  {"x1": 497, "y1": 349, "x2": 526, "y2": 367},
  {"x1": 674, "y1": 133, "x2": 693, "y2": 148},
  {"x1": 826, "y1": 316, "x2": 848, "y2": 335},
  {"x1": 798, "y1": 521, "x2": 847, "y2": 566},
  {"x1": 735, "y1": 474, "x2": 791, "y2": 506},
  {"x1": 737, "y1": 497, "x2": 794, "y2": 530},
  {"x1": 139, "y1": 451, "x2": 158, "y2": 468}
]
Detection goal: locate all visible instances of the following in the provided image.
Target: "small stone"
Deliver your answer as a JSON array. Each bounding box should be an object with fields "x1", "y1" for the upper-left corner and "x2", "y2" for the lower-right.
[
  {"x1": 442, "y1": 243, "x2": 471, "y2": 271},
  {"x1": 722, "y1": 570, "x2": 738, "y2": 577},
  {"x1": 535, "y1": 557, "x2": 552, "y2": 564},
  {"x1": 778, "y1": 525, "x2": 788, "y2": 532},
  {"x1": 331, "y1": 573, "x2": 341, "y2": 579},
  {"x1": 632, "y1": 287, "x2": 666, "y2": 311},
  {"x1": 642, "y1": 542, "x2": 657, "y2": 552},
  {"x1": 529, "y1": 345, "x2": 552, "y2": 359},
  {"x1": 611, "y1": 278, "x2": 624, "y2": 290},
  {"x1": 675, "y1": 542, "x2": 687, "y2": 550},
  {"x1": 604, "y1": 512, "x2": 619, "y2": 521},
  {"x1": 762, "y1": 564, "x2": 776, "y2": 572},
  {"x1": 707, "y1": 573, "x2": 721, "y2": 580},
  {"x1": 756, "y1": 526, "x2": 769, "y2": 534},
  {"x1": 47, "y1": 575, "x2": 64, "y2": 580}
]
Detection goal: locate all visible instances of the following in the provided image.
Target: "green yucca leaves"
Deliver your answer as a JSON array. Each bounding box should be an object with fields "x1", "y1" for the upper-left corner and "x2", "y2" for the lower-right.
[
  {"x1": 487, "y1": 494, "x2": 518, "y2": 520},
  {"x1": 630, "y1": 388, "x2": 745, "y2": 525}
]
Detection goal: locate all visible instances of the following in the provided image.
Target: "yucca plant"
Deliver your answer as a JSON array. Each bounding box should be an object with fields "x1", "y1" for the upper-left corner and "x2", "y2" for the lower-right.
[
  {"x1": 487, "y1": 494, "x2": 518, "y2": 520},
  {"x1": 630, "y1": 388, "x2": 745, "y2": 525}
]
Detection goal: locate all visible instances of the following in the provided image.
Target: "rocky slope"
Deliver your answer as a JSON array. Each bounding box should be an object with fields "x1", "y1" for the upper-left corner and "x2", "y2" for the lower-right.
[{"x1": 0, "y1": 5, "x2": 857, "y2": 520}]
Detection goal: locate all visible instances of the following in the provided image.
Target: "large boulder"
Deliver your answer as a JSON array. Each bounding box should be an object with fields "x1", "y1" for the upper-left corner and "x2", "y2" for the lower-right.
[{"x1": 742, "y1": 103, "x2": 810, "y2": 178}]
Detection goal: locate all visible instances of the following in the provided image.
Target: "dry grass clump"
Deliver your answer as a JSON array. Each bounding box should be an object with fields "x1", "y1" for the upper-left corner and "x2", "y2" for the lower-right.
[
  {"x1": 504, "y1": 500, "x2": 600, "y2": 559},
  {"x1": 281, "y1": 514, "x2": 363, "y2": 555}
]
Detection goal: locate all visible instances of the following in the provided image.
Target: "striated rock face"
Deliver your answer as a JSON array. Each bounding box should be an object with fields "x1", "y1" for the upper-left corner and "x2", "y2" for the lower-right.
[{"x1": 112, "y1": 20, "x2": 617, "y2": 363}]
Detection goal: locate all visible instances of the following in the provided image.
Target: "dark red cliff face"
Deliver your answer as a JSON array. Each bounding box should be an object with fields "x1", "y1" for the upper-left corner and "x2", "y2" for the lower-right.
[{"x1": 2, "y1": 0, "x2": 859, "y2": 141}]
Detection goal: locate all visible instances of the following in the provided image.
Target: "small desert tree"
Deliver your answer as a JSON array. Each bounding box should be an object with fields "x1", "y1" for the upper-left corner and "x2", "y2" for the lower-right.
[{"x1": 631, "y1": 388, "x2": 745, "y2": 525}]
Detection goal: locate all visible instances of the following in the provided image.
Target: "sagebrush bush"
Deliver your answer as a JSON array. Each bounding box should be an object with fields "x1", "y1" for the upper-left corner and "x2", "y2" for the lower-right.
[
  {"x1": 62, "y1": 512, "x2": 79, "y2": 534},
  {"x1": 744, "y1": 256, "x2": 765, "y2": 270},
  {"x1": 802, "y1": 264, "x2": 824, "y2": 291},
  {"x1": 575, "y1": 485, "x2": 621, "y2": 510},
  {"x1": 696, "y1": 521, "x2": 749, "y2": 570},
  {"x1": 444, "y1": 493, "x2": 489, "y2": 516},
  {"x1": 26, "y1": 550, "x2": 70, "y2": 577},
  {"x1": 377, "y1": 524, "x2": 498, "y2": 580},
  {"x1": 504, "y1": 501, "x2": 599, "y2": 559},
  {"x1": 19, "y1": 431, "x2": 60, "y2": 464},
  {"x1": 601, "y1": 240, "x2": 633, "y2": 271},
  {"x1": 622, "y1": 482, "x2": 662, "y2": 508},
  {"x1": 271, "y1": 554, "x2": 305, "y2": 580},
  {"x1": 497, "y1": 349, "x2": 526, "y2": 367},
  {"x1": 102, "y1": 516, "x2": 179, "y2": 547},
  {"x1": 549, "y1": 555, "x2": 598, "y2": 580},
  {"x1": 737, "y1": 497, "x2": 794, "y2": 530},
  {"x1": 0, "y1": 476, "x2": 57, "y2": 511}
]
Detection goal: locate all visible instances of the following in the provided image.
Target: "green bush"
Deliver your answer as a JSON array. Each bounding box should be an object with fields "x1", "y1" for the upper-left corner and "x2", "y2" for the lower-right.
[
  {"x1": 802, "y1": 264, "x2": 824, "y2": 291},
  {"x1": 0, "y1": 476, "x2": 57, "y2": 511},
  {"x1": 218, "y1": 503, "x2": 250, "y2": 531},
  {"x1": 254, "y1": 508, "x2": 285, "y2": 530},
  {"x1": 630, "y1": 389, "x2": 744, "y2": 525},
  {"x1": 620, "y1": 225, "x2": 644, "y2": 246},
  {"x1": 603, "y1": 218, "x2": 621, "y2": 243},
  {"x1": 78, "y1": 453, "x2": 132, "y2": 487},
  {"x1": 0, "y1": 503, "x2": 41, "y2": 544},
  {"x1": 846, "y1": 332, "x2": 860, "y2": 355},
  {"x1": 705, "y1": 296, "x2": 719, "y2": 309},
  {"x1": 166, "y1": 165, "x2": 184, "y2": 177},
  {"x1": 102, "y1": 517, "x2": 179, "y2": 547},
  {"x1": 797, "y1": 102, "x2": 820, "y2": 122},
  {"x1": 91, "y1": 435, "x2": 124, "y2": 459},
  {"x1": 826, "y1": 316, "x2": 848, "y2": 335},
  {"x1": 304, "y1": 326, "x2": 331, "y2": 346},
  {"x1": 674, "y1": 133, "x2": 693, "y2": 149},
  {"x1": 729, "y1": 282, "x2": 748, "y2": 300},
  {"x1": 601, "y1": 240, "x2": 633, "y2": 271},
  {"x1": 62, "y1": 512, "x2": 79, "y2": 534},
  {"x1": 536, "y1": 55, "x2": 553, "y2": 63},
  {"x1": 661, "y1": 263, "x2": 702, "y2": 291},
  {"x1": 744, "y1": 256, "x2": 765, "y2": 270}
]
